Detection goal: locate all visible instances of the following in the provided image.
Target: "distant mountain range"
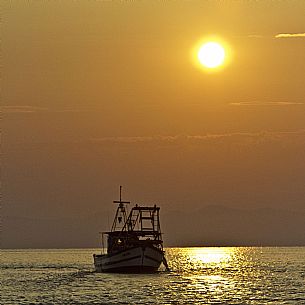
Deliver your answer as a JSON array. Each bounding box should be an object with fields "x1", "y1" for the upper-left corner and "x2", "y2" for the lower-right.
[
  {"x1": 2, "y1": 205, "x2": 305, "y2": 248},
  {"x1": 163, "y1": 205, "x2": 305, "y2": 246}
]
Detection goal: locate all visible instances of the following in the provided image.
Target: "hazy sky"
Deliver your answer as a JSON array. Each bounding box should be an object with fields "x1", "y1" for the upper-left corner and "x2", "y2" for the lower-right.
[{"x1": 2, "y1": 1, "x2": 305, "y2": 248}]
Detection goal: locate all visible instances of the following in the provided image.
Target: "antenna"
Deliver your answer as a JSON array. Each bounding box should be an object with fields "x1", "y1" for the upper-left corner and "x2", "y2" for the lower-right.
[
  {"x1": 120, "y1": 185, "x2": 122, "y2": 202},
  {"x1": 113, "y1": 185, "x2": 130, "y2": 205},
  {"x1": 111, "y1": 186, "x2": 130, "y2": 231}
]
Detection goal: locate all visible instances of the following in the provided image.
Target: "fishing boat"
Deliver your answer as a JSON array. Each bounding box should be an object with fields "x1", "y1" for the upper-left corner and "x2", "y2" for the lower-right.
[{"x1": 93, "y1": 186, "x2": 169, "y2": 273}]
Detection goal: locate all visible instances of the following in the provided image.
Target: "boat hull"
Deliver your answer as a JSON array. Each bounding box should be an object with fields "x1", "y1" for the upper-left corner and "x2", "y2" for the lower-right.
[{"x1": 93, "y1": 246, "x2": 163, "y2": 273}]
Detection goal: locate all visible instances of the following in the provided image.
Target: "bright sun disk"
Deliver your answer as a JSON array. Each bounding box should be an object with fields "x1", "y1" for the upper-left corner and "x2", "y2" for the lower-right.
[{"x1": 198, "y1": 42, "x2": 225, "y2": 68}]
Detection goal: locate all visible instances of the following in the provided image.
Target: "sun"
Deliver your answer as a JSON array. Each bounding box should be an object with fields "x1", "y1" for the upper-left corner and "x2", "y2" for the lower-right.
[
  {"x1": 197, "y1": 42, "x2": 226, "y2": 69},
  {"x1": 191, "y1": 37, "x2": 232, "y2": 72}
]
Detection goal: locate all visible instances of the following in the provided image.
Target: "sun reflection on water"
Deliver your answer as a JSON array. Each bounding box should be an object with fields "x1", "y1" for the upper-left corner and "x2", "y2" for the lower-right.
[
  {"x1": 170, "y1": 247, "x2": 238, "y2": 274},
  {"x1": 2, "y1": 248, "x2": 304, "y2": 304},
  {"x1": 188, "y1": 247, "x2": 233, "y2": 265},
  {"x1": 165, "y1": 247, "x2": 258, "y2": 303}
]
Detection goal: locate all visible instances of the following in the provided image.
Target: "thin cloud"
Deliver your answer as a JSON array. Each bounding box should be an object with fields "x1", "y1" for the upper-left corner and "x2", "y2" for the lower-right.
[
  {"x1": 275, "y1": 33, "x2": 305, "y2": 38},
  {"x1": 1, "y1": 105, "x2": 94, "y2": 114},
  {"x1": 1, "y1": 106, "x2": 49, "y2": 113},
  {"x1": 91, "y1": 135, "x2": 179, "y2": 144},
  {"x1": 247, "y1": 34, "x2": 263, "y2": 38},
  {"x1": 90, "y1": 130, "x2": 305, "y2": 145},
  {"x1": 230, "y1": 101, "x2": 304, "y2": 106}
]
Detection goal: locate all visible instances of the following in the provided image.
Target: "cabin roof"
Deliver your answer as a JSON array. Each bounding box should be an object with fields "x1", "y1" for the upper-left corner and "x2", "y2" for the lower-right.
[
  {"x1": 132, "y1": 206, "x2": 160, "y2": 211},
  {"x1": 104, "y1": 230, "x2": 162, "y2": 236}
]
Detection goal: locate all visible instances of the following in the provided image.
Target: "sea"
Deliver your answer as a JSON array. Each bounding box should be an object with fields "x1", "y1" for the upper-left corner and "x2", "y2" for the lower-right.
[{"x1": 1, "y1": 247, "x2": 304, "y2": 304}]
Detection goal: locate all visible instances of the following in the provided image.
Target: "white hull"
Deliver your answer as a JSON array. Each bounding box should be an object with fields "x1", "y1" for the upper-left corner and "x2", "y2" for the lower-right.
[{"x1": 93, "y1": 246, "x2": 163, "y2": 273}]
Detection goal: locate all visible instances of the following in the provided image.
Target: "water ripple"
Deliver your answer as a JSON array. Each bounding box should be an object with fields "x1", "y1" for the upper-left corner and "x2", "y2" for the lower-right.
[{"x1": 1, "y1": 247, "x2": 305, "y2": 304}]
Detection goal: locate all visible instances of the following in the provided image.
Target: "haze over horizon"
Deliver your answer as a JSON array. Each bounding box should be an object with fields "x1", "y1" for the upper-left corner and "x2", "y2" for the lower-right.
[{"x1": 2, "y1": 1, "x2": 305, "y2": 248}]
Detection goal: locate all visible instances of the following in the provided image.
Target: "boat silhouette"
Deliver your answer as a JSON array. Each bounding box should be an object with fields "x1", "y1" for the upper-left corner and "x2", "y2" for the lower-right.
[{"x1": 93, "y1": 186, "x2": 169, "y2": 273}]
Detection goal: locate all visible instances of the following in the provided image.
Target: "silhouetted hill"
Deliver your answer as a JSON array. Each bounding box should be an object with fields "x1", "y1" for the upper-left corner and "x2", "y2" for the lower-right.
[
  {"x1": 2, "y1": 206, "x2": 305, "y2": 248},
  {"x1": 162, "y1": 205, "x2": 305, "y2": 246}
]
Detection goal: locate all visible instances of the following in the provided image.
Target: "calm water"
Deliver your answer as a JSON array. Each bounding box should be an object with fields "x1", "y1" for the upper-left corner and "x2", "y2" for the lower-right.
[{"x1": 1, "y1": 247, "x2": 305, "y2": 304}]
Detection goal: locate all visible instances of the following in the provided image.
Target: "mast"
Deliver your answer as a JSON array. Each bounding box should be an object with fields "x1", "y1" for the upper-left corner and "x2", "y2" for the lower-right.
[{"x1": 111, "y1": 186, "x2": 130, "y2": 231}]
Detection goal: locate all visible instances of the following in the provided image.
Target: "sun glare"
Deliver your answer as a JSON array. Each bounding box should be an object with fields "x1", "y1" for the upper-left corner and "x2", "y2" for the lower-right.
[
  {"x1": 189, "y1": 247, "x2": 233, "y2": 265},
  {"x1": 198, "y1": 42, "x2": 225, "y2": 69}
]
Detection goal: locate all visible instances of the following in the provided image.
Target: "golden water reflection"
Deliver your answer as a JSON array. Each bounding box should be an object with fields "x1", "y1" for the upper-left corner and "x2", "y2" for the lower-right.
[
  {"x1": 3, "y1": 248, "x2": 303, "y2": 304},
  {"x1": 187, "y1": 247, "x2": 233, "y2": 265},
  {"x1": 168, "y1": 247, "x2": 238, "y2": 273},
  {"x1": 167, "y1": 247, "x2": 257, "y2": 272},
  {"x1": 165, "y1": 247, "x2": 260, "y2": 303},
  {"x1": 184, "y1": 248, "x2": 237, "y2": 296}
]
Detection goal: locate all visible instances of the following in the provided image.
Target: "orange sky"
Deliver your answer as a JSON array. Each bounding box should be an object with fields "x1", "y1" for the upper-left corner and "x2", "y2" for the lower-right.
[{"x1": 2, "y1": 1, "x2": 305, "y2": 247}]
